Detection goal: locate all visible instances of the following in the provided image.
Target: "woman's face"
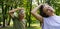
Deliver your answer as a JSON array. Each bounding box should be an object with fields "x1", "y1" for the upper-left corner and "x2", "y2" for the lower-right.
[{"x1": 43, "y1": 5, "x2": 54, "y2": 16}]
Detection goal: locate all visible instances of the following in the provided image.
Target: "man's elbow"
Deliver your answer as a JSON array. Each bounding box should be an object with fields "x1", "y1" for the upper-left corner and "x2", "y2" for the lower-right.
[
  {"x1": 31, "y1": 11, "x2": 34, "y2": 14},
  {"x1": 9, "y1": 11, "x2": 14, "y2": 14}
]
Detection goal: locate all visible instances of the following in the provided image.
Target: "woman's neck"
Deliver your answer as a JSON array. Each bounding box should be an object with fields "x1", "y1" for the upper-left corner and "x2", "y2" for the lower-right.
[{"x1": 49, "y1": 13, "x2": 55, "y2": 17}]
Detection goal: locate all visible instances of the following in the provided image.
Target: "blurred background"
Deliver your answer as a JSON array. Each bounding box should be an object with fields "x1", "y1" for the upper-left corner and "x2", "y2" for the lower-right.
[{"x1": 0, "y1": 0, "x2": 60, "y2": 29}]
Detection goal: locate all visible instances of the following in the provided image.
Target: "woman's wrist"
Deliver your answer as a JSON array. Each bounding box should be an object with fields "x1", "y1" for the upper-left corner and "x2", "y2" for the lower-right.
[{"x1": 38, "y1": 4, "x2": 42, "y2": 8}]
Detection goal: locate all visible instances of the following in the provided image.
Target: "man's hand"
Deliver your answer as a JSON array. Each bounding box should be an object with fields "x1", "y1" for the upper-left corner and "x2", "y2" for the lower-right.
[
  {"x1": 9, "y1": 7, "x2": 24, "y2": 13},
  {"x1": 17, "y1": 7, "x2": 24, "y2": 10}
]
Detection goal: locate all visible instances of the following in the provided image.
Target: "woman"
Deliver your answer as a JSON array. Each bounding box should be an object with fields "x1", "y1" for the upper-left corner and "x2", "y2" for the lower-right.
[
  {"x1": 9, "y1": 8, "x2": 25, "y2": 29},
  {"x1": 31, "y1": 4, "x2": 60, "y2": 29}
]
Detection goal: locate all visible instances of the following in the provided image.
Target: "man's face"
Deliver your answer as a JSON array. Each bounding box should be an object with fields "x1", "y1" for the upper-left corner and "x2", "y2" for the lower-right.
[{"x1": 18, "y1": 10, "x2": 24, "y2": 19}]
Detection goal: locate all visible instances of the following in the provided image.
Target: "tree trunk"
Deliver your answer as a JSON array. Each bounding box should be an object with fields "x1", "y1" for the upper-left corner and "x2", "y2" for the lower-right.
[
  {"x1": 7, "y1": 6, "x2": 12, "y2": 26},
  {"x1": 2, "y1": 1, "x2": 5, "y2": 27}
]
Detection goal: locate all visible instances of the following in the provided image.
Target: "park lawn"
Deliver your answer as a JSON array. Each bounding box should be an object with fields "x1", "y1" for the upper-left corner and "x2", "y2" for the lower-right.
[
  {"x1": 1, "y1": 23, "x2": 41, "y2": 29},
  {"x1": 1, "y1": 26, "x2": 41, "y2": 29}
]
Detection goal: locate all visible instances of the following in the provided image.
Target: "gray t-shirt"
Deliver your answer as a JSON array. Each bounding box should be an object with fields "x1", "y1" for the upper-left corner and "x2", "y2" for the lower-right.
[{"x1": 43, "y1": 15, "x2": 60, "y2": 29}]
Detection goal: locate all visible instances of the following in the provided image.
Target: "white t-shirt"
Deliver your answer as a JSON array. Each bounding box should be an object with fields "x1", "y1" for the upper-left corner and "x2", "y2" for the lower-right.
[{"x1": 43, "y1": 15, "x2": 60, "y2": 29}]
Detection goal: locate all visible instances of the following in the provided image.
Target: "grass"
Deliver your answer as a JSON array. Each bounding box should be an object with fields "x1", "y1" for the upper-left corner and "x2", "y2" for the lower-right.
[
  {"x1": 0, "y1": 23, "x2": 41, "y2": 29},
  {"x1": 27, "y1": 26, "x2": 41, "y2": 29},
  {"x1": 0, "y1": 20, "x2": 41, "y2": 29},
  {"x1": 1, "y1": 26, "x2": 41, "y2": 29}
]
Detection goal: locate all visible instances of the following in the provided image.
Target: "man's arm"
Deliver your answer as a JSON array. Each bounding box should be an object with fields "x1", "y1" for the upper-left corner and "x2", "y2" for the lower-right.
[
  {"x1": 9, "y1": 8, "x2": 24, "y2": 17},
  {"x1": 31, "y1": 4, "x2": 43, "y2": 23}
]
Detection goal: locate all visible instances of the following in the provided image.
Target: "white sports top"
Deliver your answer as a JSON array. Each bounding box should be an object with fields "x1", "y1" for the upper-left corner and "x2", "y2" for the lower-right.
[{"x1": 42, "y1": 15, "x2": 60, "y2": 29}]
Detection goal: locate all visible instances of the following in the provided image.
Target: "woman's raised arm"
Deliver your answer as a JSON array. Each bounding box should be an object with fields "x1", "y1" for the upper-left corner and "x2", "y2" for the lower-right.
[{"x1": 31, "y1": 4, "x2": 43, "y2": 23}]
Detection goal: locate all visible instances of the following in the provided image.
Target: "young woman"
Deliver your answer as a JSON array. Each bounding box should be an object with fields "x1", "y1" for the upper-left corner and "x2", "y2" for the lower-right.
[
  {"x1": 9, "y1": 8, "x2": 25, "y2": 29},
  {"x1": 31, "y1": 4, "x2": 60, "y2": 29}
]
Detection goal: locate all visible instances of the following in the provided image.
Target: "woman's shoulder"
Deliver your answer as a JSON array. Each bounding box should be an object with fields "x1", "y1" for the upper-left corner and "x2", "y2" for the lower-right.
[{"x1": 55, "y1": 15, "x2": 60, "y2": 18}]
